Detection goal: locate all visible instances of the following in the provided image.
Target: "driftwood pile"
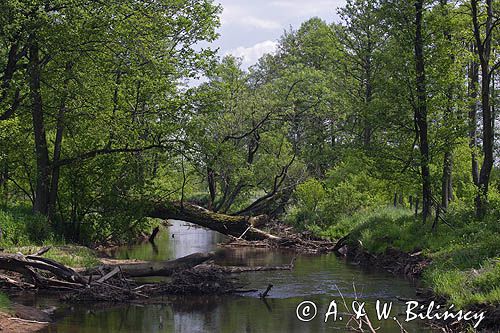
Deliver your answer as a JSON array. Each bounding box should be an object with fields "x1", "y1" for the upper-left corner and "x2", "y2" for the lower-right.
[
  {"x1": 0, "y1": 247, "x2": 87, "y2": 290},
  {"x1": 0, "y1": 247, "x2": 292, "y2": 302},
  {"x1": 222, "y1": 221, "x2": 336, "y2": 254},
  {"x1": 0, "y1": 249, "x2": 220, "y2": 300},
  {"x1": 63, "y1": 266, "x2": 242, "y2": 302}
]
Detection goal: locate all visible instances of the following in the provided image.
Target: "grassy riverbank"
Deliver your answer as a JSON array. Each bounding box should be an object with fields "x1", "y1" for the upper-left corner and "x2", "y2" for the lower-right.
[
  {"x1": 314, "y1": 207, "x2": 500, "y2": 308},
  {"x1": 0, "y1": 205, "x2": 99, "y2": 268}
]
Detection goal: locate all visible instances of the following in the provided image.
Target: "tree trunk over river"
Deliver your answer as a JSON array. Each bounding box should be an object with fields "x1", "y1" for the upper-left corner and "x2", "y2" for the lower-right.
[{"x1": 148, "y1": 202, "x2": 279, "y2": 241}]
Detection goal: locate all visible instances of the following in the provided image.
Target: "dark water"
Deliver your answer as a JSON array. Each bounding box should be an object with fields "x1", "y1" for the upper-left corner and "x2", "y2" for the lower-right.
[{"x1": 30, "y1": 221, "x2": 434, "y2": 332}]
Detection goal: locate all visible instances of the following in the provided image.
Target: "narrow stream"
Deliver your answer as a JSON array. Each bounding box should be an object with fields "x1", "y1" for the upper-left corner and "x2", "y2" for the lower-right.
[{"x1": 30, "y1": 221, "x2": 435, "y2": 332}]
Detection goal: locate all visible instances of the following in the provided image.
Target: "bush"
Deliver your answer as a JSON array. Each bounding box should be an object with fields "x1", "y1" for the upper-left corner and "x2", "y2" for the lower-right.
[
  {"x1": 286, "y1": 153, "x2": 392, "y2": 230},
  {"x1": 0, "y1": 206, "x2": 54, "y2": 246}
]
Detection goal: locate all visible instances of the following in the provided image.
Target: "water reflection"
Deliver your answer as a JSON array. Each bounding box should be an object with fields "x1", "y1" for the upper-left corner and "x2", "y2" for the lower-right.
[
  {"x1": 108, "y1": 221, "x2": 227, "y2": 261},
  {"x1": 37, "y1": 220, "x2": 435, "y2": 333}
]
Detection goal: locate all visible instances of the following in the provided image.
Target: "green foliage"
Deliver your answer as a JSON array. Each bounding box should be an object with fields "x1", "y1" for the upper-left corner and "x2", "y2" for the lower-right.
[
  {"x1": 0, "y1": 206, "x2": 54, "y2": 246},
  {"x1": 286, "y1": 152, "x2": 392, "y2": 229},
  {"x1": 287, "y1": 178, "x2": 326, "y2": 226},
  {"x1": 0, "y1": 0, "x2": 498, "y2": 313},
  {"x1": 0, "y1": 0, "x2": 221, "y2": 243}
]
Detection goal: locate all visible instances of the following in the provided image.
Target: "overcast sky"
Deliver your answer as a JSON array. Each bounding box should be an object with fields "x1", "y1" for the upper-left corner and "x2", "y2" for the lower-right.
[{"x1": 213, "y1": 0, "x2": 347, "y2": 68}]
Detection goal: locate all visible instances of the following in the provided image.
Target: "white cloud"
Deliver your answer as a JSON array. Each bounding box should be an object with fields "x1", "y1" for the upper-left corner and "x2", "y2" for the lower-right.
[
  {"x1": 221, "y1": 5, "x2": 281, "y2": 30},
  {"x1": 240, "y1": 16, "x2": 281, "y2": 30},
  {"x1": 226, "y1": 40, "x2": 278, "y2": 68},
  {"x1": 220, "y1": 4, "x2": 243, "y2": 25},
  {"x1": 269, "y1": 0, "x2": 342, "y2": 16}
]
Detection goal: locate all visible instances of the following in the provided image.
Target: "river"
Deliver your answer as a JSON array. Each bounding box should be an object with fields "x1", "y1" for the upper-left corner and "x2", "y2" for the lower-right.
[{"x1": 26, "y1": 220, "x2": 435, "y2": 332}]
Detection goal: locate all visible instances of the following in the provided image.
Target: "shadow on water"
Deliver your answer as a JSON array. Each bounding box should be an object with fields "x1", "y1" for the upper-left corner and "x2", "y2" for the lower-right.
[{"x1": 30, "y1": 220, "x2": 435, "y2": 333}]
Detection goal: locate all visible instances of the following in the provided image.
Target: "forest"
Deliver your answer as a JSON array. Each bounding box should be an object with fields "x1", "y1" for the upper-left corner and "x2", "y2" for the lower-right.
[{"x1": 0, "y1": 0, "x2": 499, "y2": 332}]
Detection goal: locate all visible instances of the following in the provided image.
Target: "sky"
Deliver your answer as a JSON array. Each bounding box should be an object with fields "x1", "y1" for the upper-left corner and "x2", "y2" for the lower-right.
[{"x1": 213, "y1": 0, "x2": 347, "y2": 68}]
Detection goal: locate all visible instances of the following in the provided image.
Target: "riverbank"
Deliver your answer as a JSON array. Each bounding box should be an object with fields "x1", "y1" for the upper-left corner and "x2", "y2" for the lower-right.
[
  {"x1": 318, "y1": 207, "x2": 500, "y2": 332},
  {"x1": 0, "y1": 311, "x2": 48, "y2": 332},
  {"x1": 0, "y1": 302, "x2": 51, "y2": 332}
]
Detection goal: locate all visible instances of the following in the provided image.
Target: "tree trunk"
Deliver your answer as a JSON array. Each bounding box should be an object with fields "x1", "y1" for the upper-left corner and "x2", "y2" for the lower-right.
[
  {"x1": 469, "y1": 46, "x2": 480, "y2": 186},
  {"x1": 48, "y1": 61, "x2": 72, "y2": 221},
  {"x1": 0, "y1": 163, "x2": 7, "y2": 205},
  {"x1": 149, "y1": 202, "x2": 276, "y2": 241},
  {"x1": 0, "y1": 40, "x2": 23, "y2": 121},
  {"x1": 414, "y1": 0, "x2": 432, "y2": 222},
  {"x1": 476, "y1": 62, "x2": 493, "y2": 216},
  {"x1": 207, "y1": 167, "x2": 216, "y2": 210},
  {"x1": 47, "y1": 101, "x2": 65, "y2": 221},
  {"x1": 440, "y1": 0, "x2": 454, "y2": 210},
  {"x1": 441, "y1": 152, "x2": 452, "y2": 209},
  {"x1": 0, "y1": 253, "x2": 86, "y2": 286},
  {"x1": 0, "y1": 251, "x2": 215, "y2": 289},
  {"x1": 471, "y1": 0, "x2": 494, "y2": 217},
  {"x1": 93, "y1": 252, "x2": 215, "y2": 278},
  {"x1": 363, "y1": 53, "x2": 373, "y2": 147},
  {"x1": 29, "y1": 36, "x2": 50, "y2": 216}
]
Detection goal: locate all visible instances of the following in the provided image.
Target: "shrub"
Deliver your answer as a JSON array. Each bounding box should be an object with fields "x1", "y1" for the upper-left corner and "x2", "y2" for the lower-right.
[{"x1": 0, "y1": 206, "x2": 54, "y2": 246}]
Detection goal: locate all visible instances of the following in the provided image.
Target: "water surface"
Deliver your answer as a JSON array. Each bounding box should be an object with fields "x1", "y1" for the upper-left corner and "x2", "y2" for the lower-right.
[{"x1": 32, "y1": 220, "x2": 435, "y2": 332}]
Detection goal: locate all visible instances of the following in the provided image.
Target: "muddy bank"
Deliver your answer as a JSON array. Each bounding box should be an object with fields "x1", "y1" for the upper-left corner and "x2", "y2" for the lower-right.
[
  {"x1": 0, "y1": 303, "x2": 52, "y2": 333},
  {"x1": 342, "y1": 242, "x2": 431, "y2": 280}
]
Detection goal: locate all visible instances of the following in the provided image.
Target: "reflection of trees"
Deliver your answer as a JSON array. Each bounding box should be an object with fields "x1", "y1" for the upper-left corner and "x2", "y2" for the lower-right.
[
  {"x1": 216, "y1": 247, "x2": 294, "y2": 267},
  {"x1": 41, "y1": 220, "x2": 429, "y2": 333},
  {"x1": 117, "y1": 305, "x2": 131, "y2": 331},
  {"x1": 168, "y1": 295, "x2": 228, "y2": 313}
]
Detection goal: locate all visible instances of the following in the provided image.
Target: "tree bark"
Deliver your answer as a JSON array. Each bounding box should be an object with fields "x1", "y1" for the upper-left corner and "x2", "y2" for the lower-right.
[
  {"x1": 149, "y1": 202, "x2": 276, "y2": 241},
  {"x1": 48, "y1": 62, "x2": 72, "y2": 221},
  {"x1": 440, "y1": 0, "x2": 454, "y2": 209},
  {"x1": 471, "y1": 0, "x2": 494, "y2": 217},
  {"x1": 29, "y1": 35, "x2": 50, "y2": 216},
  {"x1": 414, "y1": 0, "x2": 432, "y2": 222},
  {"x1": 469, "y1": 45, "x2": 480, "y2": 186},
  {"x1": 92, "y1": 252, "x2": 215, "y2": 278}
]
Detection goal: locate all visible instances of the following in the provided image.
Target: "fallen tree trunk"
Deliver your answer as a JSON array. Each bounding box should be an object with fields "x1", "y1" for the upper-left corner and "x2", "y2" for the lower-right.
[
  {"x1": 87, "y1": 252, "x2": 215, "y2": 278},
  {"x1": 0, "y1": 253, "x2": 86, "y2": 286},
  {"x1": 0, "y1": 250, "x2": 215, "y2": 290},
  {"x1": 149, "y1": 202, "x2": 280, "y2": 241}
]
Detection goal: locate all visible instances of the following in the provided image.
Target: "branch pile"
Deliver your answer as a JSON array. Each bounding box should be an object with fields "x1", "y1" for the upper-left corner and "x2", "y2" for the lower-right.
[
  {"x1": 0, "y1": 250, "x2": 215, "y2": 295},
  {"x1": 0, "y1": 248, "x2": 295, "y2": 302}
]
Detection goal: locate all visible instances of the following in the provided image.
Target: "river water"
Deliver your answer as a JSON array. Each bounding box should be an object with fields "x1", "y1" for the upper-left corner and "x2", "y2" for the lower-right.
[{"x1": 31, "y1": 220, "x2": 435, "y2": 332}]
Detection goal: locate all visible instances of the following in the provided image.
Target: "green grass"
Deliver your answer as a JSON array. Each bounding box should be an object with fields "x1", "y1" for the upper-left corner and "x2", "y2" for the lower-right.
[
  {"x1": 313, "y1": 206, "x2": 500, "y2": 308},
  {"x1": 0, "y1": 292, "x2": 10, "y2": 310},
  {"x1": 5, "y1": 245, "x2": 100, "y2": 268}
]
